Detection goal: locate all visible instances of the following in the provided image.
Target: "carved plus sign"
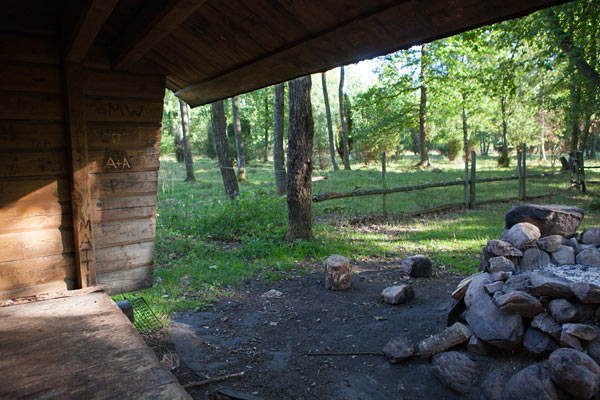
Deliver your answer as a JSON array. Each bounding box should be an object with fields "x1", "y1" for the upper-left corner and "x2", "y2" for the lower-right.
[{"x1": 115, "y1": 160, "x2": 122, "y2": 167}]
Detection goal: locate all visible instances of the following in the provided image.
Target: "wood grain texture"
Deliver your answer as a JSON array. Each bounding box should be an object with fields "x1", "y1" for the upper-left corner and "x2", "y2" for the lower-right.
[
  {"x1": 0, "y1": 176, "x2": 70, "y2": 204},
  {"x1": 93, "y1": 195, "x2": 156, "y2": 223},
  {"x1": 90, "y1": 171, "x2": 159, "y2": 198},
  {"x1": 95, "y1": 242, "x2": 154, "y2": 274},
  {"x1": 96, "y1": 265, "x2": 154, "y2": 294},
  {"x1": 0, "y1": 151, "x2": 68, "y2": 177},
  {"x1": 84, "y1": 69, "x2": 166, "y2": 99},
  {"x1": 0, "y1": 292, "x2": 191, "y2": 398},
  {"x1": 0, "y1": 121, "x2": 66, "y2": 150},
  {"x1": 0, "y1": 63, "x2": 61, "y2": 93},
  {"x1": 0, "y1": 253, "x2": 76, "y2": 290},
  {"x1": 0, "y1": 212, "x2": 72, "y2": 234},
  {"x1": 0, "y1": 92, "x2": 63, "y2": 121},
  {"x1": 87, "y1": 123, "x2": 162, "y2": 148},
  {"x1": 85, "y1": 97, "x2": 164, "y2": 123},
  {"x1": 94, "y1": 218, "x2": 155, "y2": 248},
  {"x1": 88, "y1": 146, "x2": 160, "y2": 173},
  {"x1": 0, "y1": 280, "x2": 73, "y2": 301},
  {"x1": 0, "y1": 228, "x2": 74, "y2": 263},
  {"x1": 0, "y1": 32, "x2": 60, "y2": 64}
]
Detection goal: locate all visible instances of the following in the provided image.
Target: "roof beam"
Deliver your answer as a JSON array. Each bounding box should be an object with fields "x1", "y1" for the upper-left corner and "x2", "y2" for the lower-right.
[
  {"x1": 65, "y1": 0, "x2": 119, "y2": 62},
  {"x1": 113, "y1": 0, "x2": 207, "y2": 71}
]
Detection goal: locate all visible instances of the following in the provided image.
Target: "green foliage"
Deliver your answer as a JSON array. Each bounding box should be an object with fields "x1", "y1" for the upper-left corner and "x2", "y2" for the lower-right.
[{"x1": 446, "y1": 137, "x2": 461, "y2": 161}]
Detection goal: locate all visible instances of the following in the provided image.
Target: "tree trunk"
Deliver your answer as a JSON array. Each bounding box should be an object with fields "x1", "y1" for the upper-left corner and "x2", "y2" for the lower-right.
[
  {"x1": 231, "y1": 96, "x2": 246, "y2": 180},
  {"x1": 322, "y1": 72, "x2": 339, "y2": 171},
  {"x1": 172, "y1": 124, "x2": 184, "y2": 163},
  {"x1": 568, "y1": 71, "x2": 582, "y2": 154},
  {"x1": 462, "y1": 93, "x2": 469, "y2": 162},
  {"x1": 286, "y1": 76, "x2": 314, "y2": 242},
  {"x1": 273, "y1": 83, "x2": 287, "y2": 195},
  {"x1": 499, "y1": 95, "x2": 509, "y2": 167},
  {"x1": 212, "y1": 100, "x2": 239, "y2": 199},
  {"x1": 418, "y1": 44, "x2": 428, "y2": 166},
  {"x1": 264, "y1": 91, "x2": 269, "y2": 162},
  {"x1": 539, "y1": 119, "x2": 547, "y2": 161},
  {"x1": 179, "y1": 99, "x2": 195, "y2": 181},
  {"x1": 592, "y1": 126, "x2": 598, "y2": 159},
  {"x1": 339, "y1": 67, "x2": 351, "y2": 170}
]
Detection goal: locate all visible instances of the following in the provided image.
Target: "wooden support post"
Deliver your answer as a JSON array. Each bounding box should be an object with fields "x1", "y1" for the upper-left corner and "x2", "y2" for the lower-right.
[
  {"x1": 381, "y1": 152, "x2": 387, "y2": 217},
  {"x1": 463, "y1": 152, "x2": 469, "y2": 208},
  {"x1": 469, "y1": 151, "x2": 476, "y2": 209},
  {"x1": 578, "y1": 151, "x2": 586, "y2": 193},
  {"x1": 64, "y1": 62, "x2": 96, "y2": 288},
  {"x1": 521, "y1": 143, "x2": 526, "y2": 200},
  {"x1": 517, "y1": 150, "x2": 523, "y2": 201}
]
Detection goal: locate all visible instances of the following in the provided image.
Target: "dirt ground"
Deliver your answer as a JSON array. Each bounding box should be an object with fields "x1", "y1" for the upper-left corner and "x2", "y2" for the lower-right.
[{"x1": 149, "y1": 261, "x2": 533, "y2": 400}]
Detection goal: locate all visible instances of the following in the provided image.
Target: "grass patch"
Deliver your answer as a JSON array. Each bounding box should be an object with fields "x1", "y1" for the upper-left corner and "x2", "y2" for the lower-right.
[{"x1": 126, "y1": 153, "x2": 600, "y2": 319}]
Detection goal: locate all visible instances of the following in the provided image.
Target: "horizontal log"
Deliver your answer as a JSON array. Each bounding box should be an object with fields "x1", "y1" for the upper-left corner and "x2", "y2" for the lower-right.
[
  {"x1": 0, "y1": 176, "x2": 70, "y2": 204},
  {"x1": 95, "y1": 242, "x2": 154, "y2": 274},
  {"x1": 0, "y1": 121, "x2": 66, "y2": 150},
  {"x1": 88, "y1": 147, "x2": 160, "y2": 173},
  {"x1": 87, "y1": 124, "x2": 162, "y2": 148},
  {"x1": 97, "y1": 265, "x2": 154, "y2": 295},
  {"x1": 84, "y1": 70, "x2": 166, "y2": 99},
  {"x1": 90, "y1": 171, "x2": 158, "y2": 198},
  {"x1": 93, "y1": 195, "x2": 157, "y2": 223},
  {"x1": 0, "y1": 200, "x2": 69, "y2": 220},
  {"x1": 94, "y1": 218, "x2": 155, "y2": 249},
  {"x1": 0, "y1": 280, "x2": 74, "y2": 301},
  {"x1": 0, "y1": 254, "x2": 76, "y2": 291},
  {"x1": 85, "y1": 97, "x2": 164, "y2": 123},
  {"x1": 0, "y1": 92, "x2": 64, "y2": 121},
  {"x1": 0, "y1": 228, "x2": 74, "y2": 263},
  {"x1": 0, "y1": 213, "x2": 72, "y2": 234},
  {"x1": 0, "y1": 32, "x2": 60, "y2": 64},
  {"x1": 0, "y1": 151, "x2": 68, "y2": 177},
  {"x1": 0, "y1": 62, "x2": 61, "y2": 94}
]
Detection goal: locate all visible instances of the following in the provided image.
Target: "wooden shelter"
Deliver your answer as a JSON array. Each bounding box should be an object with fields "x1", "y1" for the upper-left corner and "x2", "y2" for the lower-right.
[{"x1": 0, "y1": 0, "x2": 565, "y2": 398}]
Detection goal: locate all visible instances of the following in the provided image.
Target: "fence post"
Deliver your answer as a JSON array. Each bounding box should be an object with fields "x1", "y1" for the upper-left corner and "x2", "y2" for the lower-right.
[
  {"x1": 517, "y1": 149, "x2": 523, "y2": 201},
  {"x1": 381, "y1": 152, "x2": 387, "y2": 217},
  {"x1": 463, "y1": 152, "x2": 469, "y2": 208},
  {"x1": 522, "y1": 143, "x2": 527, "y2": 200},
  {"x1": 578, "y1": 151, "x2": 586, "y2": 193},
  {"x1": 469, "y1": 151, "x2": 476, "y2": 208}
]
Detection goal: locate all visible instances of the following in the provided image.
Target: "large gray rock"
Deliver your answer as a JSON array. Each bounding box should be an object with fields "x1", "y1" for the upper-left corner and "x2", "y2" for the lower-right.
[
  {"x1": 464, "y1": 272, "x2": 490, "y2": 308},
  {"x1": 571, "y1": 281, "x2": 600, "y2": 304},
  {"x1": 505, "y1": 222, "x2": 541, "y2": 249},
  {"x1": 382, "y1": 336, "x2": 415, "y2": 363},
  {"x1": 551, "y1": 245, "x2": 575, "y2": 266},
  {"x1": 430, "y1": 351, "x2": 478, "y2": 394},
  {"x1": 577, "y1": 247, "x2": 600, "y2": 267},
  {"x1": 484, "y1": 240, "x2": 523, "y2": 257},
  {"x1": 537, "y1": 235, "x2": 564, "y2": 253},
  {"x1": 502, "y1": 272, "x2": 532, "y2": 293},
  {"x1": 520, "y1": 247, "x2": 551, "y2": 271},
  {"x1": 531, "y1": 312, "x2": 563, "y2": 340},
  {"x1": 402, "y1": 255, "x2": 432, "y2": 278},
  {"x1": 581, "y1": 227, "x2": 600, "y2": 245},
  {"x1": 587, "y1": 338, "x2": 600, "y2": 366},
  {"x1": 549, "y1": 298, "x2": 579, "y2": 324},
  {"x1": 503, "y1": 364, "x2": 561, "y2": 400},
  {"x1": 465, "y1": 288, "x2": 524, "y2": 350},
  {"x1": 529, "y1": 271, "x2": 572, "y2": 298},
  {"x1": 381, "y1": 284, "x2": 414, "y2": 305},
  {"x1": 480, "y1": 369, "x2": 507, "y2": 400},
  {"x1": 505, "y1": 204, "x2": 584, "y2": 238},
  {"x1": 523, "y1": 328, "x2": 559, "y2": 357},
  {"x1": 494, "y1": 290, "x2": 543, "y2": 318},
  {"x1": 548, "y1": 348, "x2": 600, "y2": 399},
  {"x1": 563, "y1": 323, "x2": 597, "y2": 341},
  {"x1": 488, "y1": 256, "x2": 515, "y2": 273}
]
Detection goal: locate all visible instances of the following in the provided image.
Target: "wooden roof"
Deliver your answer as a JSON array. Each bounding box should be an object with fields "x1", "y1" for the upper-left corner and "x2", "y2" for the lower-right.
[{"x1": 8, "y1": 0, "x2": 565, "y2": 107}]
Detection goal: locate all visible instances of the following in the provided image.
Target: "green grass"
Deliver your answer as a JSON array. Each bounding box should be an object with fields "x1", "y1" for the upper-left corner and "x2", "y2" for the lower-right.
[{"x1": 126, "y1": 153, "x2": 600, "y2": 319}]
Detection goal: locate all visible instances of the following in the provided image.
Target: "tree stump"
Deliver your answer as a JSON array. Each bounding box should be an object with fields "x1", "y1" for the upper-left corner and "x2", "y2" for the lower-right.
[{"x1": 325, "y1": 255, "x2": 351, "y2": 290}]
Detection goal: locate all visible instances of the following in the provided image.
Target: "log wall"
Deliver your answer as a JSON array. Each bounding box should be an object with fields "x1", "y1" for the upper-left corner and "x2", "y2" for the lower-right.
[{"x1": 0, "y1": 29, "x2": 165, "y2": 298}]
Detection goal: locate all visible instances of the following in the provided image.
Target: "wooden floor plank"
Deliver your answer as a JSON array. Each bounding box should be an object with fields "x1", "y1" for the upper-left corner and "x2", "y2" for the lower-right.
[{"x1": 0, "y1": 292, "x2": 190, "y2": 400}]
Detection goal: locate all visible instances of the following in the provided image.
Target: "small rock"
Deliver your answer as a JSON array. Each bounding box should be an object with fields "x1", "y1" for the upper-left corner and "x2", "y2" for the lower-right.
[
  {"x1": 551, "y1": 245, "x2": 575, "y2": 266},
  {"x1": 324, "y1": 254, "x2": 351, "y2": 290},
  {"x1": 480, "y1": 369, "x2": 507, "y2": 400},
  {"x1": 382, "y1": 336, "x2": 415, "y2": 363},
  {"x1": 489, "y1": 271, "x2": 512, "y2": 282},
  {"x1": 523, "y1": 328, "x2": 559, "y2": 357},
  {"x1": 520, "y1": 247, "x2": 552, "y2": 271},
  {"x1": 563, "y1": 323, "x2": 597, "y2": 341},
  {"x1": 503, "y1": 363, "x2": 561, "y2": 400},
  {"x1": 402, "y1": 255, "x2": 432, "y2": 278},
  {"x1": 571, "y1": 281, "x2": 600, "y2": 304},
  {"x1": 531, "y1": 312, "x2": 563, "y2": 340},
  {"x1": 505, "y1": 222, "x2": 541, "y2": 249},
  {"x1": 261, "y1": 289, "x2": 284, "y2": 298},
  {"x1": 587, "y1": 339, "x2": 600, "y2": 366},
  {"x1": 430, "y1": 351, "x2": 478, "y2": 394},
  {"x1": 502, "y1": 272, "x2": 532, "y2": 293},
  {"x1": 484, "y1": 239, "x2": 523, "y2": 257},
  {"x1": 488, "y1": 256, "x2": 515, "y2": 273},
  {"x1": 467, "y1": 335, "x2": 492, "y2": 355},
  {"x1": 504, "y1": 204, "x2": 584, "y2": 238},
  {"x1": 494, "y1": 290, "x2": 544, "y2": 318},
  {"x1": 576, "y1": 247, "x2": 600, "y2": 267},
  {"x1": 381, "y1": 284, "x2": 414, "y2": 305},
  {"x1": 560, "y1": 331, "x2": 582, "y2": 350},
  {"x1": 549, "y1": 298, "x2": 579, "y2": 324},
  {"x1": 581, "y1": 227, "x2": 600, "y2": 245},
  {"x1": 418, "y1": 322, "x2": 472, "y2": 357},
  {"x1": 484, "y1": 281, "x2": 504, "y2": 294},
  {"x1": 537, "y1": 235, "x2": 564, "y2": 253},
  {"x1": 548, "y1": 348, "x2": 600, "y2": 399},
  {"x1": 529, "y1": 271, "x2": 572, "y2": 298}
]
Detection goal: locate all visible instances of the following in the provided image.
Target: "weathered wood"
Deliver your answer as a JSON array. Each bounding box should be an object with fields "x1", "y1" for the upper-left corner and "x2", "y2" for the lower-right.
[
  {"x1": 0, "y1": 229, "x2": 74, "y2": 263},
  {"x1": 0, "y1": 121, "x2": 66, "y2": 150},
  {"x1": 84, "y1": 70, "x2": 166, "y2": 99},
  {"x1": 0, "y1": 255, "x2": 75, "y2": 291},
  {"x1": 85, "y1": 98, "x2": 164, "y2": 123},
  {"x1": 88, "y1": 147, "x2": 160, "y2": 173},
  {"x1": 0, "y1": 176, "x2": 70, "y2": 204},
  {"x1": 95, "y1": 242, "x2": 154, "y2": 274},
  {"x1": 0, "y1": 280, "x2": 74, "y2": 301},
  {"x1": 92, "y1": 195, "x2": 157, "y2": 223},
  {"x1": 96, "y1": 265, "x2": 154, "y2": 294},
  {"x1": 0, "y1": 151, "x2": 68, "y2": 177},
  {"x1": 0, "y1": 62, "x2": 61, "y2": 93},
  {"x1": 90, "y1": 171, "x2": 159, "y2": 198},
  {"x1": 0, "y1": 92, "x2": 63, "y2": 121},
  {"x1": 419, "y1": 322, "x2": 473, "y2": 357},
  {"x1": 94, "y1": 218, "x2": 155, "y2": 249},
  {"x1": 469, "y1": 151, "x2": 476, "y2": 208},
  {"x1": 0, "y1": 200, "x2": 69, "y2": 220},
  {"x1": 0, "y1": 284, "x2": 101, "y2": 307},
  {"x1": 0, "y1": 292, "x2": 191, "y2": 398},
  {"x1": 64, "y1": 62, "x2": 95, "y2": 288},
  {"x1": 0, "y1": 32, "x2": 60, "y2": 64},
  {"x1": 64, "y1": 0, "x2": 118, "y2": 62},
  {"x1": 113, "y1": 0, "x2": 208, "y2": 70},
  {"x1": 381, "y1": 152, "x2": 387, "y2": 216},
  {"x1": 87, "y1": 124, "x2": 162, "y2": 148},
  {"x1": 0, "y1": 212, "x2": 72, "y2": 234}
]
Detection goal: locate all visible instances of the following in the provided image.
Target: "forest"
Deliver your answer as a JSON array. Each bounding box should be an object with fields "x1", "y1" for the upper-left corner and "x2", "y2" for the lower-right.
[{"x1": 161, "y1": 0, "x2": 598, "y2": 177}]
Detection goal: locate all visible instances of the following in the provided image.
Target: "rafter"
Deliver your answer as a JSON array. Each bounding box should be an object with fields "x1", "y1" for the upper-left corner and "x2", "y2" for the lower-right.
[{"x1": 65, "y1": 0, "x2": 118, "y2": 62}]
